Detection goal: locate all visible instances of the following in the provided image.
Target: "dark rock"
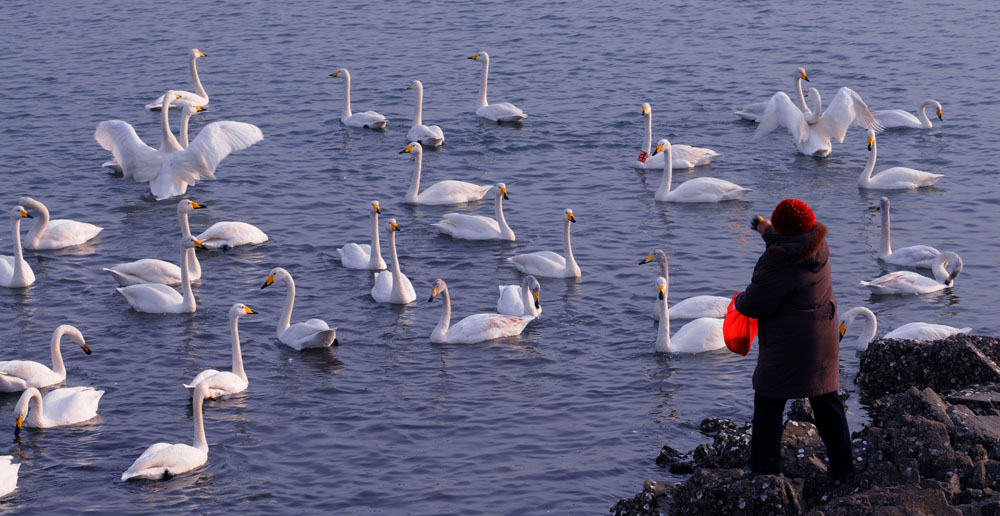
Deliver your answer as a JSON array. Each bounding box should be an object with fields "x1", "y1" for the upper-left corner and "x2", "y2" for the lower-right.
[
  {"x1": 807, "y1": 485, "x2": 961, "y2": 515},
  {"x1": 610, "y1": 480, "x2": 673, "y2": 516},
  {"x1": 688, "y1": 418, "x2": 752, "y2": 469},
  {"x1": 700, "y1": 416, "x2": 738, "y2": 437},
  {"x1": 944, "y1": 385, "x2": 1000, "y2": 416},
  {"x1": 947, "y1": 404, "x2": 1000, "y2": 449},
  {"x1": 656, "y1": 445, "x2": 697, "y2": 474},
  {"x1": 788, "y1": 391, "x2": 850, "y2": 424},
  {"x1": 870, "y1": 386, "x2": 954, "y2": 431},
  {"x1": 670, "y1": 469, "x2": 803, "y2": 516}
]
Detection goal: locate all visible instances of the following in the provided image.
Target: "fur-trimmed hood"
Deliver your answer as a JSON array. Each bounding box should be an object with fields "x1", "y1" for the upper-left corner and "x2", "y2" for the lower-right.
[{"x1": 763, "y1": 222, "x2": 828, "y2": 268}]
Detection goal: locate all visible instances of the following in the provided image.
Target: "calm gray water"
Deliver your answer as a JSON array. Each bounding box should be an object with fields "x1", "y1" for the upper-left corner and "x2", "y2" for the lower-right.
[{"x1": 1, "y1": 0, "x2": 998, "y2": 513}]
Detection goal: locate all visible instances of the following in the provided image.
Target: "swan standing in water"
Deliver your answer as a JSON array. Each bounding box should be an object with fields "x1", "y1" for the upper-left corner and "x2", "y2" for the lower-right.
[
  {"x1": 406, "y1": 80, "x2": 445, "y2": 146},
  {"x1": 634, "y1": 103, "x2": 721, "y2": 169},
  {"x1": 337, "y1": 201, "x2": 387, "y2": 270},
  {"x1": 874, "y1": 99, "x2": 942, "y2": 129},
  {"x1": 14, "y1": 386, "x2": 104, "y2": 434},
  {"x1": 104, "y1": 200, "x2": 204, "y2": 286},
  {"x1": 0, "y1": 457, "x2": 18, "y2": 496},
  {"x1": 401, "y1": 143, "x2": 491, "y2": 205},
  {"x1": 654, "y1": 277, "x2": 726, "y2": 354},
  {"x1": 103, "y1": 104, "x2": 206, "y2": 173},
  {"x1": 121, "y1": 382, "x2": 214, "y2": 481},
  {"x1": 17, "y1": 197, "x2": 102, "y2": 250},
  {"x1": 0, "y1": 325, "x2": 91, "y2": 392},
  {"x1": 639, "y1": 250, "x2": 729, "y2": 320},
  {"x1": 468, "y1": 52, "x2": 526, "y2": 123},
  {"x1": 261, "y1": 267, "x2": 338, "y2": 349},
  {"x1": 116, "y1": 237, "x2": 203, "y2": 314},
  {"x1": 752, "y1": 87, "x2": 883, "y2": 157},
  {"x1": 508, "y1": 209, "x2": 581, "y2": 278},
  {"x1": 432, "y1": 183, "x2": 515, "y2": 240},
  {"x1": 1, "y1": 206, "x2": 36, "y2": 288},
  {"x1": 496, "y1": 275, "x2": 541, "y2": 317},
  {"x1": 653, "y1": 139, "x2": 751, "y2": 202},
  {"x1": 859, "y1": 130, "x2": 943, "y2": 190},
  {"x1": 183, "y1": 303, "x2": 256, "y2": 397},
  {"x1": 876, "y1": 197, "x2": 941, "y2": 268},
  {"x1": 428, "y1": 279, "x2": 533, "y2": 344},
  {"x1": 861, "y1": 251, "x2": 962, "y2": 295},
  {"x1": 734, "y1": 67, "x2": 811, "y2": 122},
  {"x1": 329, "y1": 69, "x2": 387, "y2": 129},
  {"x1": 145, "y1": 49, "x2": 209, "y2": 110},
  {"x1": 839, "y1": 306, "x2": 971, "y2": 351},
  {"x1": 371, "y1": 219, "x2": 416, "y2": 304}
]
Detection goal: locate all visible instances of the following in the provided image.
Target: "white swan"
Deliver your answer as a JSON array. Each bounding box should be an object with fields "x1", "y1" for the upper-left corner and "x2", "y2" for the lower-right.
[
  {"x1": 655, "y1": 277, "x2": 726, "y2": 354},
  {"x1": 96, "y1": 90, "x2": 263, "y2": 200},
  {"x1": 838, "y1": 306, "x2": 878, "y2": 351},
  {"x1": 639, "y1": 249, "x2": 729, "y2": 320},
  {"x1": 14, "y1": 386, "x2": 104, "y2": 434},
  {"x1": 432, "y1": 183, "x2": 515, "y2": 240},
  {"x1": 406, "y1": 80, "x2": 445, "y2": 146},
  {"x1": 468, "y1": 51, "x2": 526, "y2": 123},
  {"x1": 1, "y1": 206, "x2": 35, "y2": 288},
  {"x1": 0, "y1": 457, "x2": 18, "y2": 497},
  {"x1": 734, "y1": 67, "x2": 811, "y2": 122},
  {"x1": 802, "y1": 87, "x2": 823, "y2": 125},
  {"x1": 876, "y1": 197, "x2": 941, "y2": 268},
  {"x1": 337, "y1": 200, "x2": 386, "y2": 270},
  {"x1": 497, "y1": 275, "x2": 541, "y2": 317},
  {"x1": 428, "y1": 279, "x2": 533, "y2": 344},
  {"x1": 104, "y1": 200, "x2": 203, "y2": 286},
  {"x1": 121, "y1": 382, "x2": 213, "y2": 481},
  {"x1": 103, "y1": 104, "x2": 206, "y2": 172},
  {"x1": 401, "y1": 142, "x2": 491, "y2": 205},
  {"x1": 839, "y1": 306, "x2": 972, "y2": 351},
  {"x1": 194, "y1": 219, "x2": 268, "y2": 250},
  {"x1": 261, "y1": 267, "x2": 338, "y2": 349},
  {"x1": 859, "y1": 130, "x2": 943, "y2": 190},
  {"x1": 330, "y1": 69, "x2": 387, "y2": 129},
  {"x1": 0, "y1": 325, "x2": 91, "y2": 392},
  {"x1": 652, "y1": 139, "x2": 751, "y2": 202},
  {"x1": 752, "y1": 86, "x2": 883, "y2": 156},
  {"x1": 371, "y1": 219, "x2": 416, "y2": 304},
  {"x1": 116, "y1": 237, "x2": 202, "y2": 314},
  {"x1": 508, "y1": 209, "x2": 581, "y2": 278},
  {"x1": 145, "y1": 49, "x2": 209, "y2": 110},
  {"x1": 183, "y1": 303, "x2": 255, "y2": 397},
  {"x1": 861, "y1": 251, "x2": 962, "y2": 295},
  {"x1": 17, "y1": 197, "x2": 103, "y2": 250},
  {"x1": 634, "y1": 103, "x2": 721, "y2": 169},
  {"x1": 874, "y1": 99, "x2": 942, "y2": 129}
]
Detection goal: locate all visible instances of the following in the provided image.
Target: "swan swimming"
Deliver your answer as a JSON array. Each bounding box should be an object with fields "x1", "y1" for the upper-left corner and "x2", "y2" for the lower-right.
[
  {"x1": 876, "y1": 197, "x2": 941, "y2": 268},
  {"x1": 116, "y1": 237, "x2": 202, "y2": 314},
  {"x1": 652, "y1": 139, "x2": 751, "y2": 202},
  {"x1": 639, "y1": 250, "x2": 729, "y2": 320},
  {"x1": 145, "y1": 49, "x2": 209, "y2": 110},
  {"x1": 432, "y1": 183, "x2": 515, "y2": 240},
  {"x1": 634, "y1": 103, "x2": 721, "y2": 169},
  {"x1": 14, "y1": 386, "x2": 104, "y2": 434},
  {"x1": 261, "y1": 267, "x2": 338, "y2": 349},
  {"x1": 468, "y1": 51, "x2": 526, "y2": 123},
  {"x1": 104, "y1": 200, "x2": 204, "y2": 286},
  {"x1": 0, "y1": 456, "x2": 18, "y2": 496},
  {"x1": 428, "y1": 279, "x2": 533, "y2": 344},
  {"x1": 861, "y1": 251, "x2": 962, "y2": 295},
  {"x1": 496, "y1": 275, "x2": 541, "y2": 317},
  {"x1": 859, "y1": 130, "x2": 943, "y2": 190},
  {"x1": 839, "y1": 306, "x2": 971, "y2": 351},
  {"x1": 121, "y1": 382, "x2": 214, "y2": 481},
  {"x1": 0, "y1": 324, "x2": 91, "y2": 392},
  {"x1": 371, "y1": 219, "x2": 417, "y2": 304},
  {"x1": 508, "y1": 209, "x2": 581, "y2": 279},
  {"x1": 734, "y1": 67, "x2": 811, "y2": 122},
  {"x1": 752, "y1": 86, "x2": 883, "y2": 156},
  {"x1": 337, "y1": 201, "x2": 387, "y2": 270},
  {"x1": 406, "y1": 80, "x2": 445, "y2": 147},
  {"x1": 654, "y1": 276, "x2": 726, "y2": 354},
  {"x1": 17, "y1": 197, "x2": 102, "y2": 250},
  {"x1": 330, "y1": 68, "x2": 387, "y2": 129},
  {"x1": 873, "y1": 99, "x2": 942, "y2": 129},
  {"x1": 401, "y1": 142, "x2": 491, "y2": 205},
  {"x1": 183, "y1": 303, "x2": 255, "y2": 398},
  {"x1": 1, "y1": 206, "x2": 36, "y2": 288}
]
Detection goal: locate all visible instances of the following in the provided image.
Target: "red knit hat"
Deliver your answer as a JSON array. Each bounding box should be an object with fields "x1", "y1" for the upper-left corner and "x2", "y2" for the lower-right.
[{"x1": 771, "y1": 199, "x2": 815, "y2": 236}]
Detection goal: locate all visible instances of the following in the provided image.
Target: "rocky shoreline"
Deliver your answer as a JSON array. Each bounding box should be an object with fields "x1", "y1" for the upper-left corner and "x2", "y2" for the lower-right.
[{"x1": 612, "y1": 335, "x2": 1000, "y2": 515}]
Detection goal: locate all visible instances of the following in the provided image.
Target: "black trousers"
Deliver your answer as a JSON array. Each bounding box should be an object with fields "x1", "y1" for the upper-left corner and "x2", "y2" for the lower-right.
[{"x1": 750, "y1": 391, "x2": 854, "y2": 476}]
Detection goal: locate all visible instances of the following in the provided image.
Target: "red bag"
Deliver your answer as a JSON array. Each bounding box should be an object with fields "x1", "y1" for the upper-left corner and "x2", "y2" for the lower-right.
[{"x1": 723, "y1": 292, "x2": 758, "y2": 356}]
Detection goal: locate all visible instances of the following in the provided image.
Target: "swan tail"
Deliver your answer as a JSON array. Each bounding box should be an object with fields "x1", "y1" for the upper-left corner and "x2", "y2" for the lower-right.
[
  {"x1": 150, "y1": 169, "x2": 191, "y2": 200},
  {"x1": 104, "y1": 268, "x2": 133, "y2": 287},
  {"x1": 959, "y1": 327, "x2": 972, "y2": 334}
]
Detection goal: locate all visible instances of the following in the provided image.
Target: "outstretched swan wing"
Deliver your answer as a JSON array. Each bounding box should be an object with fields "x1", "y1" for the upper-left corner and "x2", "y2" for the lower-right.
[
  {"x1": 816, "y1": 87, "x2": 883, "y2": 143},
  {"x1": 173, "y1": 121, "x2": 264, "y2": 182},
  {"x1": 94, "y1": 121, "x2": 159, "y2": 181},
  {"x1": 751, "y1": 92, "x2": 808, "y2": 144}
]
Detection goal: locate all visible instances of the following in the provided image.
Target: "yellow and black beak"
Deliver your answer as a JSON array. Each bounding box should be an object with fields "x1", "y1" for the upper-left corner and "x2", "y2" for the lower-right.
[
  {"x1": 198, "y1": 50, "x2": 206, "y2": 57},
  {"x1": 936, "y1": 108, "x2": 942, "y2": 121},
  {"x1": 657, "y1": 284, "x2": 665, "y2": 300},
  {"x1": 390, "y1": 221, "x2": 399, "y2": 231},
  {"x1": 568, "y1": 212, "x2": 576, "y2": 223},
  {"x1": 500, "y1": 186, "x2": 509, "y2": 200},
  {"x1": 192, "y1": 239, "x2": 204, "y2": 249},
  {"x1": 804, "y1": 90, "x2": 810, "y2": 97},
  {"x1": 839, "y1": 322, "x2": 847, "y2": 342},
  {"x1": 407, "y1": 83, "x2": 413, "y2": 90},
  {"x1": 243, "y1": 305, "x2": 256, "y2": 315},
  {"x1": 641, "y1": 105, "x2": 650, "y2": 116},
  {"x1": 330, "y1": 71, "x2": 340, "y2": 77},
  {"x1": 373, "y1": 203, "x2": 381, "y2": 214},
  {"x1": 532, "y1": 290, "x2": 540, "y2": 309},
  {"x1": 15, "y1": 417, "x2": 22, "y2": 436},
  {"x1": 190, "y1": 201, "x2": 204, "y2": 209},
  {"x1": 639, "y1": 253, "x2": 654, "y2": 266},
  {"x1": 195, "y1": 106, "x2": 205, "y2": 112},
  {"x1": 261, "y1": 273, "x2": 275, "y2": 289},
  {"x1": 867, "y1": 135, "x2": 874, "y2": 151},
  {"x1": 19, "y1": 209, "x2": 32, "y2": 219},
  {"x1": 468, "y1": 53, "x2": 480, "y2": 60},
  {"x1": 652, "y1": 143, "x2": 663, "y2": 156},
  {"x1": 174, "y1": 93, "x2": 181, "y2": 99},
  {"x1": 801, "y1": 71, "x2": 809, "y2": 82},
  {"x1": 81, "y1": 343, "x2": 92, "y2": 355},
  {"x1": 400, "y1": 144, "x2": 414, "y2": 154},
  {"x1": 427, "y1": 287, "x2": 439, "y2": 303}
]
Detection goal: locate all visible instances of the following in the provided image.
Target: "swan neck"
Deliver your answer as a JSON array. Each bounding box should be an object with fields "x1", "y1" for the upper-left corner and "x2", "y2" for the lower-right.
[
  {"x1": 413, "y1": 83, "x2": 423, "y2": 126},
  {"x1": 495, "y1": 194, "x2": 512, "y2": 238},
  {"x1": 520, "y1": 278, "x2": 538, "y2": 318},
  {"x1": 190, "y1": 54, "x2": 207, "y2": 99},
  {"x1": 918, "y1": 102, "x2": 932, "y2": 128},
  {"x1": 880, "y1": 202, "x2": 891, "y2": 258},
  {"x1": 178, "y1": 211, "x2": 201, "y2": 279},
  {"x1": 369, "y1": 210, "x2": 382, "y2": 269},
  {"x1": 406, "y1": 150, "x2": 422, "y2": 202},
  {"x1": 643, "y1": 112, "x2": 652, "y2": 155},
  {"x1": 28, "y1": 390, "x2": 44, "y2": 424},
  {"x1": 50, "y1": 328, "x2": 67, "y2": 377},
  {"x1": 24, "y1": 200, "x2": 49, "y2": 248},
  {"x1": 860, "y1": 138, "x2": 876, "y2": 186},
  {"x1": 230, "y1": 314, "x2": 246, "y2": 381},
  {"x1": 389, "y1": 229, "x2": 403, "y2": 296},
  {"x1": 278, "y1": 275, "x2": 294, "y2": 336},
  {"x1": 655, "y1": 146, "x2": 674, "y2": 198},
  {"x1": 563, "y1": 219, "x2": 577, "y2": 272},
  {"x1": 180, "y1": 109, "x2": 192, "y2": 148},
  {"x1": 160, "y1": 97, "x2": 182, "y2": 150},
  {"x1": 342, "y1": 71, "x2": 353, "y2": 118},
  {"x1": 192, "y1": 392, "x2": 208, "y2": 452},
  {"x1": 478, "y1": 57, "x2": 489, "y2": 108},
  {"x1": 656, "y1": 293, "x2": 671, "y2": 352},
  {"x1": 433, "y1": 288, "x2": 451, "y2": 340},
  {"x1": 11, "y1": 216, "x2": 26, "y2": 280},
  {"x1": 858, "y1": 309, "x2": 878, "y2": 350},
  {"x1": 795, "y1": 76, "x2": 809, "y2": 112},
  {"x1": 179, "y1": 244, "x2": 196, "y2": 312}
]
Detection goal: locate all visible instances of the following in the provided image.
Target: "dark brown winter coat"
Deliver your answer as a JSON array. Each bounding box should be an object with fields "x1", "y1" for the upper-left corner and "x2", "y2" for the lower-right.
[{"x1": 735, "y1": 222, "x2": 840, "y2": 399}]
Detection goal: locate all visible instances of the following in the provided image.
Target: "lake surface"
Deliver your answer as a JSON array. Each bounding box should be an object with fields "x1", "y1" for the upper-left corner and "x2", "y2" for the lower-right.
[{"x1": 0, "y1": 0, "x2": 997, "y2": 513}]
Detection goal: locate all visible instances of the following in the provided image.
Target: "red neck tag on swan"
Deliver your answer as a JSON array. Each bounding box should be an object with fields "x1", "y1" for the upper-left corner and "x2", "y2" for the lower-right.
[{"x1": 637, "y1": 151, "x2": 648, "y2": 163}]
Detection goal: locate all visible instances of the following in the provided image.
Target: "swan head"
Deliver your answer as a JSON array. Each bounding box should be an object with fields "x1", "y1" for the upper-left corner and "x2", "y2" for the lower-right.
[
  {"x1": 866, "y1": 129, "x2": 876, "y2": 151},
  {"x1": 527, "y1": 276, "x2": 542, "y2": 309},
  {"x1": 651, "y1": 138, "x2": 671, "y2": 156},
  {"x1": 565, "y1": 208, "x2": 576, "y2": 223},
  {"x1": 641, "y1": 103, "x2": 651, "y2": 116},
  {"x1": 193, "y1": 380, "x2": 215, "y2": 404},
  {"x1": 931, "y1": 100, "x2": 943, "y2": 120},
  {"x1": 13, "y1": 388, "x2": 41, "y2": 436},
  {"x1": 182, "y1": 104, "x2": 206, "y2": 115},
  {"x1": 400, "y1": 142, "x2": 422, "y2": 155},
  {"x1": 230, "y1": 303, "x2": 256, "y2": 318},
  {"x1": 178, "y1": 199, "x2": 204, "y2": 215},
  {"x1": 55, "y1": 324, "x2": 90, "y2": 355},
  {"x1": 468, "y1": 51, "x2": 488, "y2": 62},
  {"x1": 878, "y1": 196, "x2": 889, "y2": 212},
  {"x1": 191, "y1": 49, "x2": 206, "y2": 59},
  {"x1": 936, "y1": 252, "x2": 963, "y2": 284},
  {"x1": 495, "y1": 183, "x2": 509, "y2": 200},
  {"x1": 388, "y1": 218, "x2": 399, "y2": 232},
  {"x1": 639, "y1": 249, "x2": 667, "y2": 268},
  {"x1": 797, "y1": 66, "x2": 809, "y2": 82},
  {"x1": 656, "y1": 277, "x2": 667, "y2": 300},
  {"x1": 11, "y1": 206, "x2": 32, "y2": 220},
  {"x1": 427, "y1": 279, "x2": 447, "y2": 303},
  {"x1": 182, "y1": 237, "x2": 204, "y2": 250},
  {"x1": 407, "y1": 80, "x2": 422, "y2": 92},
  {"x1": 261, "y1": 267, "x2": 285, "y2": 289},
  {"x1": 371, "y1": 200, "x2": 381, "y2": 214},
  {"x1": 805, "y1": 87, "x2": 820, "y2": 100}
]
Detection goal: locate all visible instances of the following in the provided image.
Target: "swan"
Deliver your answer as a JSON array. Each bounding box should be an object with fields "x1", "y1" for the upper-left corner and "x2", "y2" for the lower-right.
[
  {"x1": 401, "y1": 142, "x2": 491, "y2": 205},
  {"x1": 145, "y1": 49, "x2": 209, "y2": 110},
  {"x1": 194, "y1": 219, "x2": 268, "y2": 250},
  {"x1": 802, "y1": 87, "x2": 823, "y2": 125},
  {"x1": 17, "y1": 197, "x2": 103, "y2": 250},
  {"x1": 652, "y1": 139, "x2": 751, "y2": 202},
  {"x1": 371, "y1": 219, "x2": 416, "y2": 304},
  {"x1": 337, "y1": 200, "x2": 387, "y2": 270},
  {"x1": 103, "y1": 104, "x2": 205, "y2": 172},
  {"x1": 183, "y1": 303, "x2": 255, "y2": 397},
  {"x1": 752, "y1": 86, "x2": 883, "y2": 157},
  {"x1": 876, "y1": 197, "x2": 941, "y2": 268},
  {"x1": 496, "y1": 275, "x2": 541, "y2": 317},
  {"x1": 654, "y1": 277, "x2": 726, "y2": 353},
  {"x1": 639, "y1": 249, "x2": 729, "y2": 320},
  {"x1": 734, "y1": 67, "x2": 811, "y2": 122},
  {"x1": 432, "y1": 183, "x2": 515, "y2": 240},
  {"x1": 121, "y1": 382, "x2": 214, "y2": 481},
  {"x1": 14, "y1": 386, "x2": 104, "y2": 434},
  {"x1": 859, "y1": 130, "x2": 943, "y2": 190},
  {"x1": 839, "y1": 306, "x2": 972, "y2": 351},
  {"x1": 634, "y1": 103, "x2": 721, "y2": 169},
  {"x1": 116, "y1": 237, "x2": 202, "y2": 314},
  {"x1": 104, "y1": 200, "x2": 203, "y2": 286},
  {"x1": 468, "y1": 51, "x2": 526, "y2": 123},
  {"x1": 428, "y1": 279, "x2": 533, "y2": 344},
  {"x1": 1, "y1": 206, "x2": 35, "y2": 288},
  {"x1": 0, "y1": 457, "x2": 18, "y2": 497},
  {"x1": 873, "y1": 99, "x2": 942, "y2": 129},
  {"x1": 95, "y1": 90, "x2": 263, "y2": 200},
  {"x1": 329, "y1": 69, "x2": 387, "y2": 129},
  {"x1": 508, "y1": 209, "x2": 581, "y2": 278},
  {"x1": 261, "y1": 267, "x2": 338, "y2": 349},
  {"x1": 0, "y1": 324, "x2": 91, "y2": 392},
  {"x1": 860, "y1": 251, "x2": 962, "y2": 295},
  {"x1": 406, "y1": 80, "x2": 445, "y2": 146}
]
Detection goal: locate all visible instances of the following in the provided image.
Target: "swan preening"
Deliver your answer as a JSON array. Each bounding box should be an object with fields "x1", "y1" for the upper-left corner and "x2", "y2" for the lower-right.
[
  {"x1": 428, "y1": 279, "x2": 533, "y2": 344},
  {"x1": 184, "y1": 303, "x2": 255, "y2": 397},
  {"x1": 14, "y1": 386, "x2": 104, "y2": 434},
  {"x1": 839, "y1": 306, "x2": 971, "y2": 352},
  {"x1": 145, "y1": 49, "x2": 209, "y2": 110},
  {"x1": 635, "y1": 103, "x2": 721, "y2": 169},
  {"x1": 652, "y1": 139, "x2": 751, "y2": 202},
  {"x1": 859, "y1": 130, "x2": 943, "y2": 190},
  {"x1": 861, "y1": 251, "x2": 962, "y2": 295},
  {"x1": 654, "y1": 276, "x2": 726, "y2": 354},
  {"x1": 104, "y1": 200, "x2": 204, "y2": 286},
  {"x1": 874, "y1": 99, "x2": 942, "y2": 129},
  {"x1": 261, "y1": 267, "x2": 338, "y2": 349},
  {"x1": 497, "y1": 275, "x2": 541, "y2": 317},
  {"x1": 406, "y1": 80, "x2": 445, "y2": 147},
  {"x1": 330, "y1": 69, "x2": 387, "y2": 129},
  {"x1": 116, "y1": 237, "x2": 203, "y2": 314},
  {"x1": 468, "y1": 52, "x2": 526, "y2": 123},
  {"x1": 508, "y1": 209, "x2": 581, "y2": 278},
  {"x1": 0, "y1": 456, "x2": 18, "y2": 496},
  {"x1": 734, "y1": 67, "x2": 810, "y2": 122},
  {"x1": 401, "y1": 142, "x2": 491, "y2": 205},
  {"x1": 0, "y1": 325, "x2": 91, "y2": 392},
  {"x1": 876, "y1": 197, "x2": 941, "y2": 268},
  {"x1": 371, "y1": 219, "x2": 417, "y2": 304},
  {"x1": 432, "y1": 183, "x2": 515, "y2": 240},
  {"x1": 121, "y1": 382, "x2": 213, "y2": 481},
  {"x1": 1, "y1": 206, "x2": 35, "y2": 288},
  {"x1": 639, "y1": 250, "x2": 729, "y2": 320},
  {"x1": 337, "y1": 201, "x2": 387, "y2": 270},
  {"x1": 17, "y1": 197, "x2": 102, "y2": 250}
]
